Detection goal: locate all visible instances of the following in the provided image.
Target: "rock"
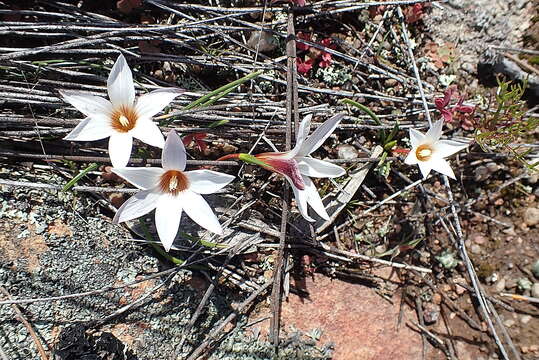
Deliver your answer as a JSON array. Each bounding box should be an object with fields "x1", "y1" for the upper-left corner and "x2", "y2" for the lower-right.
[
  {"x1": 532, "y1": 259, "x2": 539, "y2": 278},
  {"x1": 521, "y1": 315, "x2": 532, "y2": 324},
  {"x1": 453, "y1": 277, "x2": 467, "y2": 295},
  {"x1": 471, "y1": 244, "x2": 482, "y2": 254},
  {"x1": 384, "y1": 79, "x2": 398, "y2": 87},
  {"x1": 337, "y1": 144, "x2": 359, "y2": 160},
  {"x1": 247, "y1": 31, "x2": 278, "y2": 53},
  {"x1": 518, "y1": 278, "x2": 532, "y2": 291},
  {"x1": 495, "y1": 278, "x2": 506, "y2": 293},
  {"x1": 524, "y1": 207, "x2": 539, "y2": 227},
  {"x1": 503, "y1": 319, "x2": 515, "y2": 328},
  {"x1": 473, "y1": 166, "x2": 490, "y2": 182},
  {"x1": 531, "y1": 283, "x2": 539, "y2": 298},
  {"x1": 423, "y1": 303, "x2": 440, "y2": 324},
  {"x1": 473, "y1": 235, "x2": 487, "y2": 245}
]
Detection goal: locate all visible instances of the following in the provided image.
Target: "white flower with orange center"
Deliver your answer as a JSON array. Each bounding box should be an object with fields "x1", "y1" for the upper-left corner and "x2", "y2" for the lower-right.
[
  {"x1": 61, "y1": 54, "x2": 183, "y2": 167},
  {"x1": 112, "y1": 131, "x2": 235, "y2": 251},
  {"x1": 220, "y1": 114, "x2": 345, "y2": 222},
  {"x1": 404, "y1": 119, "x2": 469, "y2": 179}
]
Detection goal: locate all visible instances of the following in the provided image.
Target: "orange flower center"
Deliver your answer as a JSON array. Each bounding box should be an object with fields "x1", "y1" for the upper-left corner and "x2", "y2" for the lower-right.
[
  {"x1": 111, "y1": 105, "x2": 138, "y2": 133},
  {"x1": 415, "y1": 144, "x2": 433, "y2": 161},
  {"x1": 159, "y1": 170, "x2": 189, "y2": 195}
]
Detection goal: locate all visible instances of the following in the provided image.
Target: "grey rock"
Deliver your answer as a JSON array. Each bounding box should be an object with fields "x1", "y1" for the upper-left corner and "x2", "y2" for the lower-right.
[
  {"x1": 531, "y1": 283, "x2": 539, "y2": 298},
  {"x1": 532, "y1": 259, "x2": 539, "y2": 278},
  {"x1": 524, "y1": 207, "x2": 539, "y2": 227},
  {"x1": 495, "y1": 278, "x2": 506, "y2": 293},
  {"x1": 337, "y1": 144, "x2": 359, "y2": 160}
]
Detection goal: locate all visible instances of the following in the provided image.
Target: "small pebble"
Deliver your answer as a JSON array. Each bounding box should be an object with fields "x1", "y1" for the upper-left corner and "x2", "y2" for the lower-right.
[
  {"x1": 524, "y1": 207, "x2": 539, "y2": 227},
  {"x1": 495, "y1": 278, "x2": 506, "y2": 293},
  {"x1": 531, "y1": 283, "x2": 539, "y2": 298},
  {"x1": 532, "y1": 259, "x2": 539, "y2": 278},
  {"x1": 473, "y1": 235, "x2": 487, "y2": 245},
  {"x1": 521, "y1": 315, "x2": 532, "y2": 324},
  {"x1": 470, "y1": 244, "x2": 482, "y2": 254},
  {"x1": 337, "y1": 144, "x2": 359, "y2": 160},
  {"x1": 518, "y1": 278, "x2": 532, "y2": 292},
  {"x1": 423, "y1": 303, "x2": 440, "y2": 324},
  {"x1": 503, "y1": 319, "x2": 515, "y2": 328}
]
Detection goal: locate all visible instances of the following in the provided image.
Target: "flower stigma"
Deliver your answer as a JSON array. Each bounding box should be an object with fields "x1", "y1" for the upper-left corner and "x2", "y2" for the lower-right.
[
  {"x1": 416, "y1": 144, "x2": 433, "y2": 161},
  {"x1": 159, "y1": 170, "x2": 189, "y2": 195},
  {"x1": 111, "y1": 105, "x2": 138, "y2": 133}
]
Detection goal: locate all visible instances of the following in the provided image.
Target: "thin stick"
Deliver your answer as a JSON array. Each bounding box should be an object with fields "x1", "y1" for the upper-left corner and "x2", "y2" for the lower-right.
[
  {"x1": 0, "y1": 287, "x2": 49, "y2": 360},
  {"x1": 0, "y1": 267, "x2": 181, "y2": 306},
  {"x1": 186, "y1": 278, "x2": 273, "y2": 360},
  {"x1": 442, "y1": 176, "x2": 515, "y2": 360},
  {"x1": 396, "y1": 6, "x2": 432, "y2": 126},
  {"x1": 269, "y1": 9, "x2": 296, "y2": 349}
]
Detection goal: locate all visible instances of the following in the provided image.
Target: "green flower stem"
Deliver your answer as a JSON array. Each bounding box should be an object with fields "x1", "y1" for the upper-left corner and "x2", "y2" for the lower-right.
[
  {"x1": 62, "y1": 163, "x2": 98, "y2": 191},
  {"x1": 237, "y1": 153, "x2": 272, "y2": 169}
]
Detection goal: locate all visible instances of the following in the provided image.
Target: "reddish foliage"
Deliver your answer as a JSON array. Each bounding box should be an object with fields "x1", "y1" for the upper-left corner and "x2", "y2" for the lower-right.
[
  {"x1": 182, "y1": 133, "x2": 208, "y2": 152},
  {"x1": 403, "y1": 4, "x2": 424, "y2": 24},
  {"x1": 318, "y1": 38, "x2": 335, "y2": 68},
  {"x1": 435, "y1": 86, "x2": 475, "y2": 128},
  {"x1": 297, "y1": 57, "x2": 314, "y2": 74},
  {"x1": 296, "y1": 32, "x2": 312, "y2": 51},
  {"x1": 117, "y1": 0, "x2": 142, "y2": 14}
]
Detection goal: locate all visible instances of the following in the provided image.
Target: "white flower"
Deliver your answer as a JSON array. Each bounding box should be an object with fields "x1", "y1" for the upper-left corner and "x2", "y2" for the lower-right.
[
  {"x1": 61, "y1": 54, "x2": 183, "y2": 167},
  {"x1": 404, "y1": 119, "x2": 469, "y2": 179},
  {"x1": 112, "y1": 130, "x2": 235, "y2": 251},
  {"x1": 232, "y1": 114, "x2": 345, "y2": 222}
]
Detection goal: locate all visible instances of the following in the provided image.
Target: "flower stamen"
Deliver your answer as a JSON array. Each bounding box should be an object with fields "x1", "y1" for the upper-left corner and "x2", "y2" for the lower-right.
[
  {"x1": 111, "y1": 105, "x2": 138, "y2": 133},
  {"x1": 159, "y1": 170, "x2": 189, "y2": 195},
  {"x1": 416, "y1": 144, "x2": 433, "y2": 161}
]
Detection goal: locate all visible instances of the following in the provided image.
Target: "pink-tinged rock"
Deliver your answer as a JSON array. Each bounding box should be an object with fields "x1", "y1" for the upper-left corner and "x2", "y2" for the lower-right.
[{"x1": 278, "y1": 272, "x2": 423, "y2": 360}]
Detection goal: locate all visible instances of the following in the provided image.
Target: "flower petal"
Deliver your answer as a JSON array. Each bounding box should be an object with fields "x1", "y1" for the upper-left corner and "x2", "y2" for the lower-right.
[
  {"x1": 434, "y1": 140, "x2": 468, "y2": 159},
  {"x1": 162, "y1": 130, "x2": 186, "y2": 171},
  {"x1": 130, "y1": 120, "x2": 165, "y2": 148},
  {"x1": 107, "y1": 54, "x2": 135, "y2": 107},
  {"x1": 430, "y1": 158, "x2": 456, "y2": 179},
  {"x1": 304, "y1": 176, "x2": 329, "y2": 220},
  {"x1": 298, "y1": 113, "x2": 344, "y2": 157},
  {"x1": 417, "y1": 161, "x2": 433, "y2": 179},
  {"x1": 155, "y1": 194, "x2": 183, "y2": 251},
  {"x1": 409, "y1": 128, "x2": 425, "y2": 149},
  {"x1": 425, "y1": 119, "x2": 444, "y2": 142},
  {"x1": 290, "y1": 114, "x2": 312, "y2": 157},
  {"x1": 181, "y1": 191, "x2": 223, "y2": 234},
  {"x1": 108, "y1": 133, "x2": 133, "y2": 168},
  {"x1": 113, "y1": 189, "x2": 159, "y2": 223},
  {"x1": 404, "y1": 149, "x2": 418, "y2": 165},
  {"x1": 64, "y1": 117, "x2": 113, "y2": 141},
  {"x1": 286, "y1": 175, "x2": 314, "y2": 222},
  {"x1": 297, "y1": 157, "x2": 345, "y2": 178},
  {"x1": 60, "y1": 90, "x2": 113, "y2": 118},
  {"x1": 186, "y1": 170, "x2": 235, "y2": 194},
  {"x1": 135, "y1": 88, "x2": 184, "y2": 120},
  {"x1": 112, "y1": 167, "x2": 164, "y2": 190}
]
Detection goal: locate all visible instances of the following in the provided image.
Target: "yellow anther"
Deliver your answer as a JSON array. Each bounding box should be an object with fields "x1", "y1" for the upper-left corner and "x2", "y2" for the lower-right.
[
  {"x1": 119, "y1": 115, "x2": 130, "y2": 127},
  {"x1": 169, "y1": 176, "x2": 178, "y2": 191}
]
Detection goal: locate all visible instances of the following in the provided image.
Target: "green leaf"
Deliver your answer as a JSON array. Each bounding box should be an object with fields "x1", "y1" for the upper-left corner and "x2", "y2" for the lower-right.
[
  {"x1": 62, "y1": 163, "x2": 98, "y2": 191},
  {"x1": 184, "y1": 70, "x2": 263, "y2": 110},
  {"x1": 340, "y1": 98, "x2": 386, "y2": 143}
]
